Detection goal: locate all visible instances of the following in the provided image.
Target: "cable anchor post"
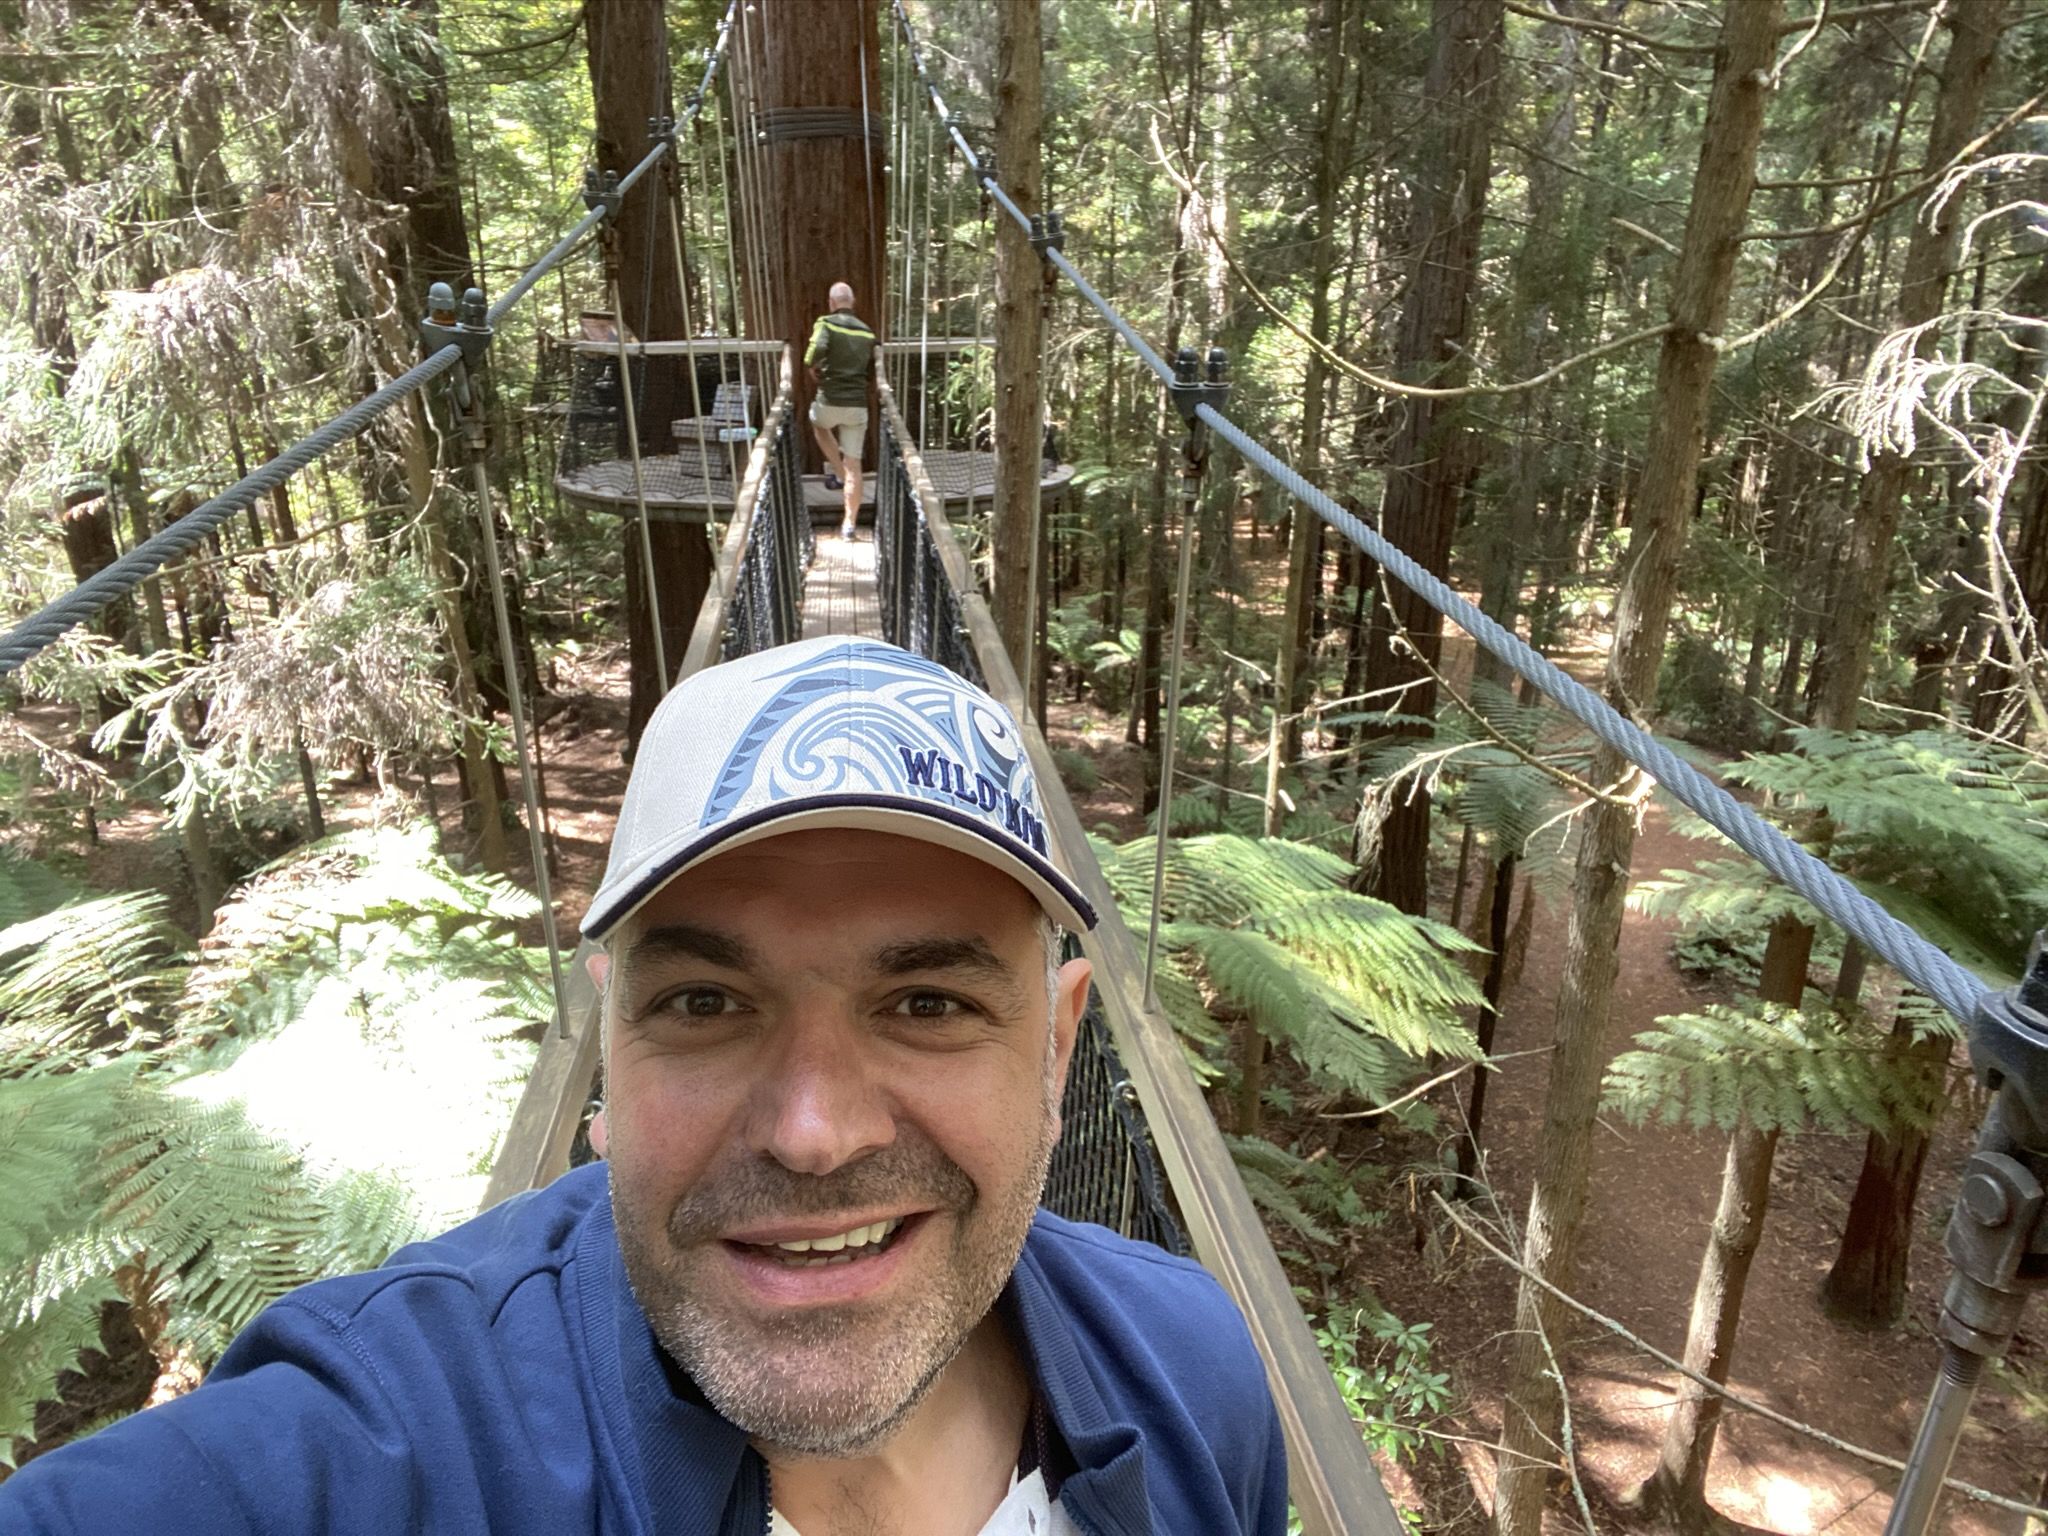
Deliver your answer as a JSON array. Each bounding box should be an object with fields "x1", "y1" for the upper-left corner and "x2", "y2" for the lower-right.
[
  {"x1": 1168, "y1": 345, "x2": 1230, "y2": 463},
  {"x1": 421, "y1": 281, "x2": 495, "y2": 433},
  {"x1": 582, "y1": 167, "x2": 624, "y2": 221},
  {"x1": 1029, "y1": 211, "x2": 1065, "y2": 261},
  {"x1": 1884, "y1": 935, "x2": 2048, "y2": 1536}
]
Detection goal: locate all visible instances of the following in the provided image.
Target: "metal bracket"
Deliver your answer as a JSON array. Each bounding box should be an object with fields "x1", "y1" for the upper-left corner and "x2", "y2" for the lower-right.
[
  {"x1": 648, "y1": 114, "x2": 676, "y2": 149},
  {"x1": 1029, "y1": 211, "x2": 1065, "y2": 260},
  {"x1": 582, "y1": 167, "x2": 623, "y2": 220},
  {"x1": 1167, "y1": 346, "x2": 1230, "y2": 425},
  {"x1": 420, "y1": 282, "x2": 493, "y2": 369}
]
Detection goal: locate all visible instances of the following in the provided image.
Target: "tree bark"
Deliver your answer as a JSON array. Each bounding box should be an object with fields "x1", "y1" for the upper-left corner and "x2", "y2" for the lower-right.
[
  {"x1": 1817, "y1": 0, "x2": 2005, "y2": 730},
  {"x1": 1270, "y1": 0, "x2": 1357, "y2": 783},
  {"x1": 1357, "y1": 0, "x2": 1503, "y2": 916},
  {"x1": 1817, "y1": 0, "x2": 2007, "y2": 1321},
  {"x1": 1454, "y1": 850, "x2": 1516, "y2": 1184},
  {"x1": 587, "y1": 0, "x2": 723, "y2": 748},
  {"x1": 1492, "y1": 9, "x2": 1781, "y2": 1532},
  {"x1": 1632, "y1": 915, "x2": 1812, "y2": 1531},
  {"x1": 991, "y1": 0, "x2": 1045, "y2": 702}
]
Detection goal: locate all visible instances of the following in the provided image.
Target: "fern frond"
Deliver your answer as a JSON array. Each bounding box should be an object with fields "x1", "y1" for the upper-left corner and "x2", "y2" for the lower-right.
[
  {"x1": 1602, "y1": 1002, "x2": 1946, "y2": 1135},
  {"x1": 1225, "y1": 1135, "x2": 1335, "y2": 1246},
  {"x1": 0, "y1": 893, "x2": 187, "y2": 1070}
]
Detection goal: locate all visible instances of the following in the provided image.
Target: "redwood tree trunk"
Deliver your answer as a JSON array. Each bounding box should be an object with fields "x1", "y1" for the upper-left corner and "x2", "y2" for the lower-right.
[
  {"x1": 587, "y1": 0, "x2": 714, "y2": 747},
  {"x1": 1492, "y1": 9, "x2": 1781, "y2": 1531},
  {"x1": 1270, "y1": 0, "x2": 1357, "y2": 785},
  {"x1": 991, "y1": 0, "x2": 1045, "y2": 699},
  {"x1": 1358, "y1": 0, "x2": 1503, "y2": 916}
]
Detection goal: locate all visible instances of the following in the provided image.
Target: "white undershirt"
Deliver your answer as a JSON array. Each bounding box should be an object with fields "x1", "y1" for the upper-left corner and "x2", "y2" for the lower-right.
[{"x1": 768, "y1": 1465, "x2": 1083, "y2": 1536}]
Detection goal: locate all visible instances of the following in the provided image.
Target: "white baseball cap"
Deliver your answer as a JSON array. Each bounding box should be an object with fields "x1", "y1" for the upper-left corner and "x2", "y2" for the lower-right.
[{"x1": 582, "y1": 636, "x2": 1096, "y2": 940}]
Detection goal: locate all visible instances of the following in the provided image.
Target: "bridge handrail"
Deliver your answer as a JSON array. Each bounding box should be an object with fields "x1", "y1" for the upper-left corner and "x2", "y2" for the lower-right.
[
  {"x1": 478, "y1": 347, "x2": 796, "y2": 1214},
  {"x1": 876, "y1": 379, "x2": 1405, "y2": 1536}
]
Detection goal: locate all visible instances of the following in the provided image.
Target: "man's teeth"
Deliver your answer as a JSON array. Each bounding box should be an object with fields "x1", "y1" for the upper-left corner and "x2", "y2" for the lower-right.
[{"x1": 768, "y1": 1218, "x2": 903, "y2": 1262}]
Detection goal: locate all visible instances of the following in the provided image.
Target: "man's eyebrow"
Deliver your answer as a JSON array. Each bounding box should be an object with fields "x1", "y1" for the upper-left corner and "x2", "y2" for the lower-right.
[
  {"x1": 871, "y1": 935, "x2": 1012, "y2": 979},
  {"x1": 622, "y1": 923, "x2": 757, "y2": 973}
]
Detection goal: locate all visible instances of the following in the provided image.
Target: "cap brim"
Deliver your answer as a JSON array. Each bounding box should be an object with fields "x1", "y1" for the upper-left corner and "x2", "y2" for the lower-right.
[{"x1": 580, "y1": 793, "x2": 1098, "y2": 941}]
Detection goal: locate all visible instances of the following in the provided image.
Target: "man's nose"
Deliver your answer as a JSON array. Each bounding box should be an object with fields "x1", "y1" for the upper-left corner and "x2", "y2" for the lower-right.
[{"x1": 748, "y1": 1012, "x2": 894, "y2": 1176}]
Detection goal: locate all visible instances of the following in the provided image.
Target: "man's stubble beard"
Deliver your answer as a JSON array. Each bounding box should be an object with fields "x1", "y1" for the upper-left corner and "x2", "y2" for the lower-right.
[{"x1": 608, "y1": 1047, "x2": 1060, "y2": 1460}]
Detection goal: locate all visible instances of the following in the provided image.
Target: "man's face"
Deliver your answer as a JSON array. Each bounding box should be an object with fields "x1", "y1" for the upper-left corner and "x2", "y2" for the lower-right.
[{"x1": 601, "y1": 828, "x2": 1089, "y2": 1458}]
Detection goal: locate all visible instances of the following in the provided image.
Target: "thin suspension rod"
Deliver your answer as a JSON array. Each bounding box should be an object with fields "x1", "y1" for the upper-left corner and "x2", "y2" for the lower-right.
[
  {"x1": 1144, "y1": 429, "x2": 1205, "y2": 1008},
  {"x1": 458, "y1": 385, "x2": 572, "y2": 1039},
  {"x1": 666, "y1": 164, "x2": 726, "y2": 590},
  {"x1": 610, "y1": 272, "x2": 672, "y2": 694},
  {"x1": 918, "y1": 107, "x2": 935, "y2": 458}
]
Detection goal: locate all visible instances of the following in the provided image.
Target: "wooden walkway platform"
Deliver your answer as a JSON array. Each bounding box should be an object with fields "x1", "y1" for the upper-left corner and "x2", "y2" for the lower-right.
[{"x1": 799, "y1": 532, "x2": 882, "y2": 639}]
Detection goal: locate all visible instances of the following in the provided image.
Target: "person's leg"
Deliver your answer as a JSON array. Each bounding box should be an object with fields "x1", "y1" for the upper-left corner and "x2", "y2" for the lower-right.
[
  {"x1": 810, "y1": 422, "x2": 845, "y2": 482},
  {"x1": 836, "y1": 415, "x2": 865, "y2": 538},
  {"x1": 808, "y1": 401, "x2": 846, "y2": 486}
]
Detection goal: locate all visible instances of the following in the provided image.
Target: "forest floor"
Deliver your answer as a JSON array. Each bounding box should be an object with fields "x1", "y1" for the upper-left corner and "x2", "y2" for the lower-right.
[{"x1": 27, "y1": 623, "x2": 2048, "y2": 1530}]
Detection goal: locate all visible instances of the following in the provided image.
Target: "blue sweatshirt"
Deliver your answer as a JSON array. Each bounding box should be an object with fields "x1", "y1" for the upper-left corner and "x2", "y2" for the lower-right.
[{"x1": 0, "y1": 1163, "x2": 1287, "y2": 1534}]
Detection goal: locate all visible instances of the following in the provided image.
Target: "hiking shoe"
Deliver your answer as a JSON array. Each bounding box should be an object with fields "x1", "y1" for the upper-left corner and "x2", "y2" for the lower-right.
[
  {"x1": 840, "y1": 521, "x2": 857, "y2": 542},
  {"x1": 823, "y1": 471, "x2": 843, "y2": 491}
]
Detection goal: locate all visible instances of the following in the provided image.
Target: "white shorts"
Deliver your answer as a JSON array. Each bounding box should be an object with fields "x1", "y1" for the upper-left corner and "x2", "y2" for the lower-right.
[{"x1": 809, "y1": 400, "x2": 868, "y2": 460}]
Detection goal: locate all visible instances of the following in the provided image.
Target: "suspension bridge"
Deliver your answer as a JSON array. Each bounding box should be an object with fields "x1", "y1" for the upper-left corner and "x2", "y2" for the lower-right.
[{"x1": 0, "y1": 4, "x2": 2038, "y2": 1534}]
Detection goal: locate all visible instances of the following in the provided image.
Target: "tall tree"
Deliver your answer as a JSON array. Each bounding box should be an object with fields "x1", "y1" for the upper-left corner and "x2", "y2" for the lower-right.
[
  {"x1": 1356, "y1": 0, "x2": 1503, "y2": 917},
  {"x1": 1266, "y1": 0, "x2": 1357, "y2": 806},
  {"x1": 585, "y1": 0, "x2": 706, "y2": 749},
  {"x1": 1492, "y1": 8, "x2": 1783, "y2": 1530},
  {"x1": 991, "y1": 0, "x2": 1045, "y2": 700}
]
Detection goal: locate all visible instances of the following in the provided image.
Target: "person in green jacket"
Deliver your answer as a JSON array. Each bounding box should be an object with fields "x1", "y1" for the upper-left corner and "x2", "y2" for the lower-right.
[{"x1": 805, "y1": 282, "x2": 877, "y2": 540}]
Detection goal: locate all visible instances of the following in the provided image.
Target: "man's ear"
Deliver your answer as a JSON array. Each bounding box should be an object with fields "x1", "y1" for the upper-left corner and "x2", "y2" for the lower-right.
[
  {"x1": 585, "y1": 950, "x2": 611, "y2": 993},
  {"x1": 1049, "y1": 956, "x2": 1092, "y2": 1116}
]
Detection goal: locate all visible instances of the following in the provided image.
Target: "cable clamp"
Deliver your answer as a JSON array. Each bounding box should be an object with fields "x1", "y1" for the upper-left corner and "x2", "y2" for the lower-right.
[
  {"x1": 1166, "y1": 346, "x2": 1230, "y2": 424},
  {"x1": 649, "y1": 114, "x2": 677, "y2": 149},
  {"x1": 1029, "y1": 211, "x2": 1065, "y2": 260},
  {"x1": 420, "y1": 282, "x2": 494, "y2": 368},
  {"x1": 582, "y1": 167, "x2": 624, "y2": 220}
]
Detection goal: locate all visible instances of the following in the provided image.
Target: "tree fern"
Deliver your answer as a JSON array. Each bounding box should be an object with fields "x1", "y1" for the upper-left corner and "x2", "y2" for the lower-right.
[
  {"x1": 0, "y1": 817, "x2": 547, "y2": 1449},
  {"x1": 0, "y1": 892, "x2": 186, "y2": 1071},
  {"x1": 1096, "y1": 833, "x2": 1483, "y2": 1105},
  {"x1": 1602, "y1": 1002, "x2": 1949, "y2": 1135}
]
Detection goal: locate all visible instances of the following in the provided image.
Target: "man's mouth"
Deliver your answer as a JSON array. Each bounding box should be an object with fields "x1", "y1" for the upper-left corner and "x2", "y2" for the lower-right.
[{"x1": 732, "y1": 1215, "x2": 913, "y2": 1268}]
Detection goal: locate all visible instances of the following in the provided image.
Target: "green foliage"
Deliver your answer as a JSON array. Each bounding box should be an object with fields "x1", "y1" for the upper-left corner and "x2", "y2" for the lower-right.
[
  {"x1": 1724, "y1": 730, "x2": 2048, "y2": 982},
  {"x1": 1363, "y1": 682, "x2": 1586, "y2": 891},
  {"x1": 1227, "y1": 1134, "x2": 1384, "y2": 1249},
  {"x1": 1602, "y1": 1002, "x2": 1948, "y2": 1135},
  {"x1": 0, "y1": 820, "x2": 543, "y2": 1455},
  {"x1": 1095, "y1": 833, "x2": 1483, "y2": 1105},
  {"x1": 1315, "y1": 1300, "x2": 1453, "y2": 1465}
]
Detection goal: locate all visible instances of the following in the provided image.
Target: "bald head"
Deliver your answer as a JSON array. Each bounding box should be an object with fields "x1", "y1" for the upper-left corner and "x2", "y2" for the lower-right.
[{"x1": 829, "y1": 282, "x2": 855, "y2": 311}]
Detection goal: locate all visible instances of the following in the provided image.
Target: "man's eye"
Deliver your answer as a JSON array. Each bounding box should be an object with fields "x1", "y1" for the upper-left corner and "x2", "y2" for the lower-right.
[
  {"x1": 667, "y1": 987, "x2": 737, "y2": 1018},
  {"x1": 894, "y1": 991, "x2": 966, "y2": 1020}
]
